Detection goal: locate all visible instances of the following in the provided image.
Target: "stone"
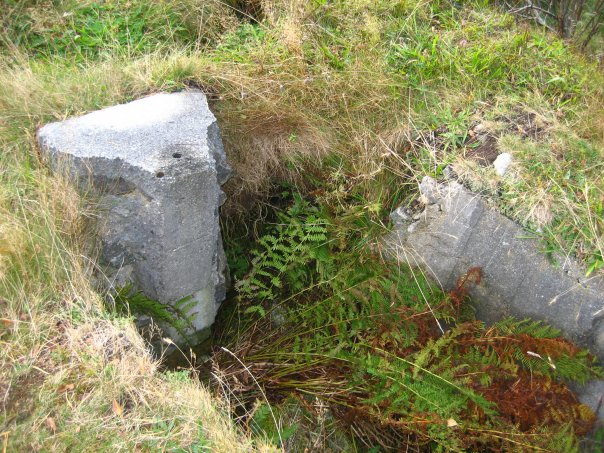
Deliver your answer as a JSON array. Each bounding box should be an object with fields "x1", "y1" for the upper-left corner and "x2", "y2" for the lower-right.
[
  {"x1": 474, "y1": 123, "x2": 486, "y2": 133},
  {"x1": 37, "y1": 91, "x2": 230, "y2": 345},
  {"x1": 418, "y1": 176, "x2": 442, "y2": 204},
  {"x1": 385, "y1": 176, "x2": 604, "y2": 354},
  {"x1": 389, "y1": 206, "x2": 411, "y2": 225},
  {"x1": 442, "y1": 164, "x2": 456, "y2": 180},
  {"x1": 493, "y1": 152, "x2": 512, "y2": 176},
  {"x1": 572, "y1": 380, "x2": 604, "y2": 431},
  {"x1": 384, "y1": 176, "x2": 604, "y2": 421}
]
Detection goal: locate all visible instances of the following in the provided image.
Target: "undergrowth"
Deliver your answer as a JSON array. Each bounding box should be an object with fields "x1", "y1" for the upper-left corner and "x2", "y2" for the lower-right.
[
  {"x1": 1, "y1": 0, "x2": 603, "y2": 451},
  {"x1": 110, "y1": 284, "x2": 198, "y2": 344},
  {"x1": 235, "y1": 193, "x2": 331, "y2": 303},
  {"x1": 214, "y1": 190, "x2": 603, "y2": 452},
  {"x1": 1, "y1": 0, "x2": 236, "y2": 58}
]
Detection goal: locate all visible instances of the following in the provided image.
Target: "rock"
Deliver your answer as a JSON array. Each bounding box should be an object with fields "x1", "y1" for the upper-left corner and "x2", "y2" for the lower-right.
[
  {"x1": 573, "y1": 379, "x2": 604, "y2": 442},
  {"x1": 573, "y1": 380, "x2": 604, "y2": 421},
  {"x1": 474, "y1": 123, "x2": 486, "y2": 133},
  {"x1": 407, "y1": 221, "x2": 420, "y2": 233},
  {"x1": 418, "y1": 175, "x2": 441, "y2": 204},
  {"x1": 384, "y1": 176, "x2": 604, "y2": 420},
  {"x1": 493, "y1": 152, "x2": 512, "y2": 176},
  {"x1": 390, "y1": 206, "x2": 411, "y2": 226},
  {"x1": 442, "y1": 164, "x2": 456, "y2": 180},
  {"x1": 37, "y1": 91, "x2": 230, "y2": 345},
  {"x1": 384, "y1": 176, "x2": 604, "y2": 356}
]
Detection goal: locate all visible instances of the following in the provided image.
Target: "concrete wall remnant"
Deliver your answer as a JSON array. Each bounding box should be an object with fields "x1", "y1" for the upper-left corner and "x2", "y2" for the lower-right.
[
  {"x1": 37, "y1": 91, "x2": 230, "y2": 345},
  {"x1": 384, "y1": 176, "x2": 604, "y2": 419}
]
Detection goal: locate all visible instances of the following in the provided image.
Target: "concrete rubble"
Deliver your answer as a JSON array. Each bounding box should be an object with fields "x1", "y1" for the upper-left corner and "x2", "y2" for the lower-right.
[
  {"x1": 385, "y1": 176, "x2": 604, "y2": 420},
  {"x1": 38, "y1": 91, "x2": 230, "y2": 345}
]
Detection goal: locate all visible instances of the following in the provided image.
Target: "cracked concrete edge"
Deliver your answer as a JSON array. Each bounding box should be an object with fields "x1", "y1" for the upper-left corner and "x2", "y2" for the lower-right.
[{"x1": 37, "y1": 92, "x2": 230, "y2": 347}]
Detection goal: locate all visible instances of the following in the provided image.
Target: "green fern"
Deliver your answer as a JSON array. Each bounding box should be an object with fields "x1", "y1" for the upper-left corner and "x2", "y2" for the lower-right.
[
  {"x1": 236, "y1": 193, "x2": 331, "y2": 303},
  {"x1": 112, "y1": 284, "x2": 196, "y2": 342},
  {"x1": 218, "y1": 191, "x2": 602, "y2": 451},
  {"x1": 493, "y1": 317, "x2": 562, "y2": 338}
]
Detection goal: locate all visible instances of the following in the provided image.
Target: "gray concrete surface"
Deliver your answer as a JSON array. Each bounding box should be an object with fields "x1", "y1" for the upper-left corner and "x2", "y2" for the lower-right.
[
  {"x1": 37, "y1": 91, "x2": 230, "y2": 345},
  {"x1": 384, "y1": 176, "x2": 604, "y2": 420}
]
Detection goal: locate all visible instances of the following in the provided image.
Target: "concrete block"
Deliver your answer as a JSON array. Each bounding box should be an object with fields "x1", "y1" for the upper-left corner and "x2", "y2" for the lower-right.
[
  {"x1": 37, "y1": 91, "x2": 230, "y2": 345},
  {"x1": 385, "y1": 177, "x2": 604, "y2": 357},
  {"x1": 384, "y1": 177, "x2": 604, "y2": 421}
]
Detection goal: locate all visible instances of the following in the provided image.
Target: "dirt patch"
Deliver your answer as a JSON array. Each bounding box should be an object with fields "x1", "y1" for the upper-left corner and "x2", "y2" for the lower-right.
[
  {"x1": 464, "y1": 135, "x2": 499, "y2": 166},
  {"x1": 411, "y1": 123, "x2": 501, "y2": 167},
  {"x1": 497, "y1": 110, "x2": 549, "y2": 141},
  {"x1": 1, "y1": 366, "x2": 46, "y2": 424},
  {"x1": 413, "y1": 108, "x2": 551, "y2": 170}
]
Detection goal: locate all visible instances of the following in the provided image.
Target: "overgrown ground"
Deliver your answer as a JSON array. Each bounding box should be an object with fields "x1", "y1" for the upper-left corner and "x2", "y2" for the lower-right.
[{"x1": 1, "y1": 0, "x2": 603, "y2": 451}]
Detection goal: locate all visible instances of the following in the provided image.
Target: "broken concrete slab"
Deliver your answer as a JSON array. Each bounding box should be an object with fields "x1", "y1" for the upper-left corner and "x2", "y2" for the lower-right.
[
  {"x1": 37, "y1": 91, "x2": 230, "y2": 345},
  {"x1": 386, "y1": 176, "x2": 604, "y2": 355},
  {"x1": 385, "y1": 176, "x2": 604, "y2": 420}
]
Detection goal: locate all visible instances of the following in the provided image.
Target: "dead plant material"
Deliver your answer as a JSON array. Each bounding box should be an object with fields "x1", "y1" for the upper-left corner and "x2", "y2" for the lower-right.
[
  {"x1": 449, "y1": 266, "x2": 482, "y2": 311},
  {"x1": 214, "y1": 244, "x2": 604, "y2": 449},
  {"x1": 220, "y1": 106, "x2": 331, "y2": 213},
  {"x1": 481, "y1": 371, "x2": 595, "y2": 435},
  {"x1": 496, "y1": 110, "x2": 550, "y2": 141},
  {"x1": 466, "y1": 329, "x2": 583, "y2": 361}
]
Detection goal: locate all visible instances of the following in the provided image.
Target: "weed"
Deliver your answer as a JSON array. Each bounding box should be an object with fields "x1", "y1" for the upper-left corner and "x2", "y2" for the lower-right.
[
  {"x1": 236, "y1": 193, "x2": 331, "y2": 303},
  {"x1": 215, "y1": 190, "x2": 602, "y2": 451},
  {"x1": 1, "y1": 0, "x2": 603, "y2": 451},
  {"x1": 0, "y1": 0, "x2": 236, "y2": 59},
  {"x1": 110, "y1": 284, "x2": 198, "y2": 345}
]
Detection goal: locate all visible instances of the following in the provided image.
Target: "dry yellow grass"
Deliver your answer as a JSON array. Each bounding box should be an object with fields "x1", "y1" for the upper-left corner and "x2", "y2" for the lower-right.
[
  {"x1": 0, "y1": 54, "x2": 278, "y2": 451},
  {"x1": 1, "y1": 1, "x2": 603, "y2": 450}
]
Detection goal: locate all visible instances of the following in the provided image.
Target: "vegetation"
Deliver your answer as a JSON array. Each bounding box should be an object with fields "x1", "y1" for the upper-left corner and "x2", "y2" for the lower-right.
[
  {"x1": 111, "y1": 284, "x2": 199, "y2": 343},
  {"x1": 503, "y1": 0, "x2": 604, "y2": 48},
  {"x1": 216, "y1": 188, "x2": 602, "y2": 451},
  {"x1": 1, "y1": 0, "x2": 603, "y2": 451}
]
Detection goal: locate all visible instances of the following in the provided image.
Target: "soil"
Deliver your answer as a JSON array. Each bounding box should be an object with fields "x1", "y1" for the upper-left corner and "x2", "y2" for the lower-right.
[
  {"x1": 497, "y1": 110, "x2": 549, "y2": 141},
  {"x1": 464, "y1": 134, "x2": 499, "y2": 166},
  {"x1": 1, "y1": 366, "x2": 46, "y2": 424}
]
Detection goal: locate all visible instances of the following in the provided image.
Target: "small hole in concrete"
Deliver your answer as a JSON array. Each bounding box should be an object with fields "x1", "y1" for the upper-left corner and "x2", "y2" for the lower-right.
[
  {"x1": 172, "y1": 152, "x2": 182, "y2": 158},
  {"x1": 156, "y1": 172, "x2": 165, "y2": 178}
]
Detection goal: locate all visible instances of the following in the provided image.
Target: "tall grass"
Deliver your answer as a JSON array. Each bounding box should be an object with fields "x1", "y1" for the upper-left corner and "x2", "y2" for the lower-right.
[
  {"x1": 0, "y1": 2, "x2": 276, "y2": 450},
  {"x1": 0, "y1": 55, "x2": 279, "y2": 450},
  {"x1": 0, "y1": 0, "x2": 602, "y2": 450}
]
